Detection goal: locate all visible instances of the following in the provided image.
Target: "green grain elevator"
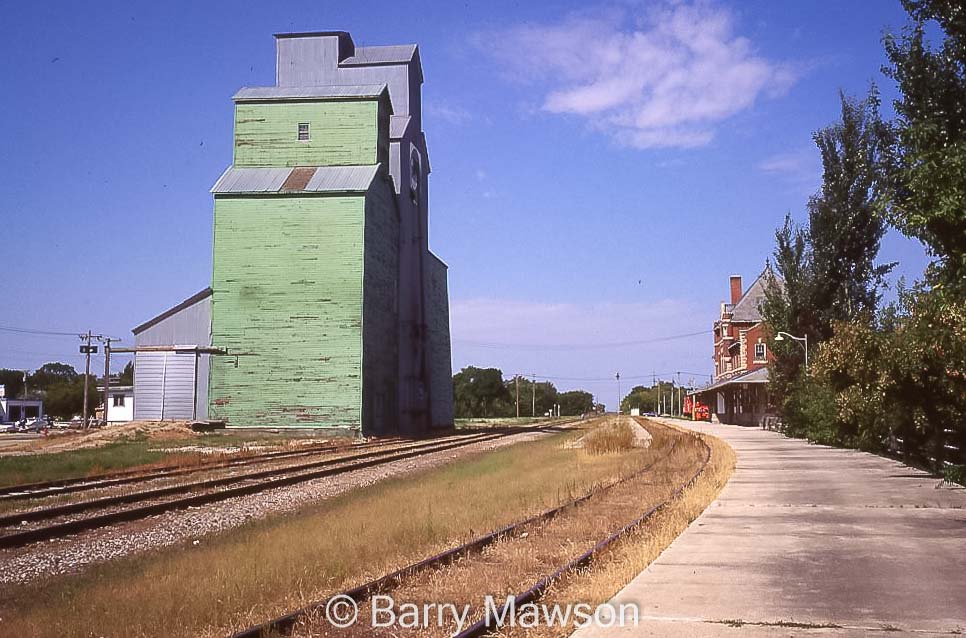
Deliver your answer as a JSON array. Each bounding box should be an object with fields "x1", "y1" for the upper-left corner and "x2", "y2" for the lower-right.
[{"x1": 207, "y1": 32, "x2": 453, "y2": 435}]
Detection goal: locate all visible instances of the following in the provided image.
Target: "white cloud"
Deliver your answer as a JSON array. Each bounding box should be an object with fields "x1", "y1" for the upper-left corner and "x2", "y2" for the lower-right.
[{"x1": 481, "y1": 2, "x2": 795, "y2": 149}]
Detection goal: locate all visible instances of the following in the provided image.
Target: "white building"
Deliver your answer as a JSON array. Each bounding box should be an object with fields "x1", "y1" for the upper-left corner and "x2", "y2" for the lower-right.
[{"x1": 97, "y1": 385, "x2": 135, "y2": 423}]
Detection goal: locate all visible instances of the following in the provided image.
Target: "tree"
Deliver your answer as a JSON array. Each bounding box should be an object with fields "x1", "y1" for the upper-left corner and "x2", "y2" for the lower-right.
[
  {"x1": 452, "y1": 367, "x2": 508, "y2": 418},
  {"x1": 620, "y1": 381, "x2": 688, "y2": 415},
  {"x1": 558, "y1": 390, "x2": 593, "y2": 416},
  {"x1": 0, "y1": 369, "x2": 26, "y2": 399},
  {"x1": 512, "y1": 378, "x2": 558, "y2": 417},
  {"x1": 118, "y1": 361, "x2": 134, "y2": 386},
  {"x1": 808, "y1": 89, "x2": 895, "y2": 328},
  {"x1": 762, "y1": 91, "x2": 894, "y2": 430},
  {"x1": 883, "y1": 0, "x2": 966, "y2": 291},
  {"x1": 44, "y1": 377, "x2": 99, "y2": 420},
  {"x1": 28, "y1": 362, "x2": 78, "y2": 391}
]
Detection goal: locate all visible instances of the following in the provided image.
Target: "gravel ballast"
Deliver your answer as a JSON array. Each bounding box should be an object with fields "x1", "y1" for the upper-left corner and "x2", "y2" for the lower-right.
[{"x1": 0, "y1": 429, "x2": 553, "y2": 586}]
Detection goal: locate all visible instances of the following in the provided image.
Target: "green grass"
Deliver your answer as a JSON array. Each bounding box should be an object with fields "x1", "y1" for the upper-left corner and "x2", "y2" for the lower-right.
[
  {"x1": 0, "y1": 431, "x2": 324, "y2": 488},
  {"x1": 0, "y1": 423, "x2": 657, "y2": 638},
  {"x1": 0, "y1": 439, "x2": 177, "y2": 487}
]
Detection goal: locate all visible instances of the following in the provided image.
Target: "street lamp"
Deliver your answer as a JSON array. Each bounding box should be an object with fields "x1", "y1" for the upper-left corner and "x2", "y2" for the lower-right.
[{"x1": 774, "y1": 331, "x2": 808, "y2": 369}]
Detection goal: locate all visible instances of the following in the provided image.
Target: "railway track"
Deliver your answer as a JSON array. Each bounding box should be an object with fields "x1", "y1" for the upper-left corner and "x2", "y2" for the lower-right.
[
  {"x1": 227, "y1": 419, "x2": 711, "y2": 638},
  {"x1": 0, "y1": 437, "x2": 405, "y2": 501},
  {"x1": 0, "y1": 429, "x2": 533, "y2": 549}
]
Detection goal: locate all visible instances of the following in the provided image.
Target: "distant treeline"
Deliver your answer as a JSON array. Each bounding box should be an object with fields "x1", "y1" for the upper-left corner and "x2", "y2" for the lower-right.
[{"x1": 452, "y1": 367, "x2": 597, "y2": 418}]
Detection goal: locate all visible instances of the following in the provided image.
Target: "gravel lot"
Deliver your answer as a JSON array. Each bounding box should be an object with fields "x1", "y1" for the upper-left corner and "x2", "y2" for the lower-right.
[{"x1": 0, "y1": 429, "x2": 554, "y2": 586}]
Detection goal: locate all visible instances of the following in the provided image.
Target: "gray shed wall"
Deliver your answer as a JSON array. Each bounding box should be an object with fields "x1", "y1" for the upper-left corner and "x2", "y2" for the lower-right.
[{"x1": 132, "y1": 293, "x2": 212, "y2": 420}]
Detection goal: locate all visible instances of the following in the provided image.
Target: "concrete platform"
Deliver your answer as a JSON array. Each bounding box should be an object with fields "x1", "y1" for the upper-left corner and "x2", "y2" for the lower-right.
[{"x1": 574, "y1": 420, "x2": 966, "y2": 636}]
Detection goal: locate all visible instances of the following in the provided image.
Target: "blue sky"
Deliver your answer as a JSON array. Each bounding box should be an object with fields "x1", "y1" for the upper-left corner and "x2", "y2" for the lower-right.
[{"x1": 0, "y1": 0, "x2": 929, "y2": 405}]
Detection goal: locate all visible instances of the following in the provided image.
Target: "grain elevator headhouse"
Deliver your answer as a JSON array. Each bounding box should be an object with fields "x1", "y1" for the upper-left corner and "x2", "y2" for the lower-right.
[{"x1": 207, "y1": 31, "x2": 453, "y2": 435}]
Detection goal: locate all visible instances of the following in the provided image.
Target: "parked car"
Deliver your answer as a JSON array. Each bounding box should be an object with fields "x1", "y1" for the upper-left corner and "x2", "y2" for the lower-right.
[{"x1": 17, "y1": 416, "x2": 52, "y2": 432}]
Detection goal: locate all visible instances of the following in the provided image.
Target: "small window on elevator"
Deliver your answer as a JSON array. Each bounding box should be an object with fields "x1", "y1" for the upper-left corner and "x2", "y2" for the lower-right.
[{"x1": 297, "y1": 122, "x2": 310, "y2": 141}]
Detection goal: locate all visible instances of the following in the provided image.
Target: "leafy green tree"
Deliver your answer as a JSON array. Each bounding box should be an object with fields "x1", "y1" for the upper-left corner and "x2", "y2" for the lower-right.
[
  {"x1": 496, "y1": 377, "x2": 558, "y2": 417},
  {"x1": 763, "y1": 91, "x2": 894, "y2": 431},
  {"x1": 809, "y1": 89, "x2": 895, "y2": 325},
  {"x1": 44, "y1": 377, "x2": 99, "y2": 420},
  {"x1": 118, "y1": 361, "x2": 134, "y2": 386},
  {"x1": 883, "y1": 0, "x2": 966, "y2": 291},
  {"x1": 452, "y1": 367, "x2": 508, "y2": 418},
  {"x1": 28, "y1": 362, "x2": 78, "y2": 391},
  {"x1": 0, "y1": 369, "x2": 26, "y2": 399},
  {"x1": 620, "y1": 381, "x2": 687, "y2": 415},
  {"x1": 558, "y1": 390, "x2": 593, "y2": 416}
]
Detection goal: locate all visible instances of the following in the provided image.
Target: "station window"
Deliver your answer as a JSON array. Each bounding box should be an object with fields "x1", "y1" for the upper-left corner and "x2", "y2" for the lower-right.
[
  {"x1": 754, "y1": 342, "x2": 766, "y2": 362},
  {"x1": 112, "y1": 394, "x2": 125, "y2": 407},
  {"x1": 297, "y1": 122, "x2": 310, "y2": 141}
]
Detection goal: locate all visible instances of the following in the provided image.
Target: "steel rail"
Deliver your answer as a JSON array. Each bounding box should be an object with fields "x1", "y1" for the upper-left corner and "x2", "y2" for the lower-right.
[
  {"x1": 454, "y1": 424, "x2": 713, "y2": 638},
  {"x1": 0, "y1": 437, "x2": 408, "y2": 501},
  {"x1": 0, "y1": 432, "x2": 510, "y2": 549},
  {"x1": 226, "y1": 418, "x2": 679, "y2": 638},
  {"x1": 0, "y1": 433, "x2": 494, "y2": 527},
  {"x1": 0, "y1": 417, "x2": 579, "y2": 500}
]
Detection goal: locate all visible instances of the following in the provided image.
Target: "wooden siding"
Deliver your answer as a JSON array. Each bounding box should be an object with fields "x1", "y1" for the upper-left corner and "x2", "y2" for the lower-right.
[
  {"x1": 208, "y1": 195, "x2": 366, "y2": 428},
  {"x1": 361, "y1": 176, "x2": 400, "y2": 435},
  {"x1": 233, "y1": 100, "x2": 380, "y2": 168}
]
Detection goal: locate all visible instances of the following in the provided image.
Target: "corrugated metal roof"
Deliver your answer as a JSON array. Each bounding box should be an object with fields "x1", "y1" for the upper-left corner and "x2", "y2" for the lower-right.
[
  {"x1": 390, "y1": 116, "x2": 411, "y2": 139},
  {"x1": 211, "y1": 166, "x2": 379, "y2": 194},
  {"x1": 342, "y1": 45, "x2": 417, "y2": 65},
  {"x1": 211, "y1": 167, "x2": 291, "y2": 193},
  {"x1": 305, "y1": 165, "x2": 380, "y2": 191},
  {"x1": 232, "y1": 84, "x2": 388, "y2": 102}
]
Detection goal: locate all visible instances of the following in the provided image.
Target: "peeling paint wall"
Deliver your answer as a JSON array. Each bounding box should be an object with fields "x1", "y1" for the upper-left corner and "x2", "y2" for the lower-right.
[
  {"x1": 209, "y1": 195, "x2": 366, "y2": 428},
  {"x1": 233, "y1": 100, "x2": 380, "y2": 167}
]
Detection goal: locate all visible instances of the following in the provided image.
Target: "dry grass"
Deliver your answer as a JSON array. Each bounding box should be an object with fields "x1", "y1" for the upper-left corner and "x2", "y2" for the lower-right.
[
  {"x1": 0, "y1": 417, "x2": 661, "y2": 638},
  {"x1": 581, "y1": 419, "x2": 639, "y2": 455},
  {"x1": 500, "y1": 421, "x2": 737, "y2": 637},
  {"x1": 289, "y1": 421, "x2": 709, "y2": 637}
]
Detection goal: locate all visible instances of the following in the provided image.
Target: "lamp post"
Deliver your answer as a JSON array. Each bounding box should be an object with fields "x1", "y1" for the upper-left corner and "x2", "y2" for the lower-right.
[{"x1": 774, "y1": 331, "x2": 808, "y2": 369}]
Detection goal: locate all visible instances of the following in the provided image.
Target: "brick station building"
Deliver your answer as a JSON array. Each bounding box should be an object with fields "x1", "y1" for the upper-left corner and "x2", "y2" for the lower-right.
[{"x1": 693, "y1": 272, "x2": 776, "y2": 426}]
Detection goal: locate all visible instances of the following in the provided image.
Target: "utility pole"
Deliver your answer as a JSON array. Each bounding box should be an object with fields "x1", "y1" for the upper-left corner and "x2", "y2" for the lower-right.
[
  {"x1": 677, "y1": 372, "x2": 682, "y2": 417},
  {"x1": 100, "y1": 337, "x2": 118, "y2": 425},
  {"x1": 616, "y1": 372, "x2": 621, "y2": 415},
  {"x1": 515, "y1": 375, "x2": 520, "y2": 418},
  {"x1": 79, "y1": 330, "x2": 98, "y2": 428},
  {"x1": 531, "y1": 375, "x2": 536, "y2": 417}
]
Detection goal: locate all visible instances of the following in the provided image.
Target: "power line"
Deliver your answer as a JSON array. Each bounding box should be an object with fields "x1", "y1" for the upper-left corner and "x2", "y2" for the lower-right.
[
  {"x1": 455, "y1": 329, "x2": 709, "y2": 351},
  {"x1": 0, "y1": 325, "x2": 84, "y2": 337},
  {"x1": 507, "y1": 370, "x2": 712, "y2": 383}
]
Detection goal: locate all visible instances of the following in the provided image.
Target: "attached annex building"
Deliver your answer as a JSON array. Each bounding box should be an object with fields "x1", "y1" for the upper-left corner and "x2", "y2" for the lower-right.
[{"x1": 130, "y1": 31, "x2": 453, "y2": 435}]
